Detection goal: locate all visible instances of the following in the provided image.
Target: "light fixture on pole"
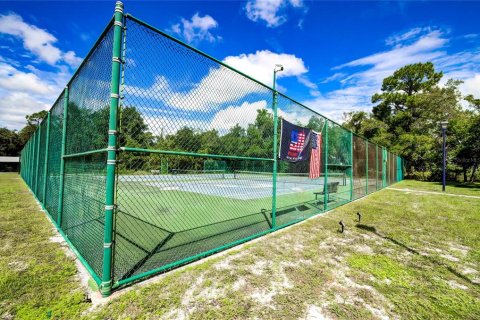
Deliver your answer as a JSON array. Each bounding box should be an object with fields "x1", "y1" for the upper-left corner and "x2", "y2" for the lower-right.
[
  {"x1": 438, "y1": 121, "x2": 448, "y2": 192},
  {"x1": 273, "y1": 64, "x2": 284, "y2": 91}
]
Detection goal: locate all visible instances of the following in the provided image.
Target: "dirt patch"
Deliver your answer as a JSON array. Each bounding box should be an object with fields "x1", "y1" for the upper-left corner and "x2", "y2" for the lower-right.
[
  {"x1": 447, "y1": 280, "x2": 469, "y2": 290},
  {"x1": 8, "y1": 260, "x2": 28, "y2": 272},
  {"x1": 304, "y1": 305, "x2": 329, "y2": 320},
  {"x1": 448, "y1": 243, "x2": 470, "y2": 257},
  {"x1": 440, "y1": 254, "x2": 460, "y2": 262},
  {"x1": 213, "y1": 251, "x2": 247, "y2": 271}
]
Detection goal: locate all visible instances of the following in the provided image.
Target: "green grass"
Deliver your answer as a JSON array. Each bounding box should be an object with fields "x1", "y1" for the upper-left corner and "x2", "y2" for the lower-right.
[
  {"x1": 0, "y1": 173, "x2": 90, "y2": 320},
  {"x1": 2, "y1": 173, "x2": 480, "y2": 319},
  {"x1": 87, "y1": 179, "x2": 480, "y2": 319}
]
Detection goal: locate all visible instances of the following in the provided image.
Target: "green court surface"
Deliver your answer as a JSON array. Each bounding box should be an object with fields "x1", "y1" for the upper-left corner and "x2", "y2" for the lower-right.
[{"x1": 108, "y1": 178, "x2": 351, "y2": 280}]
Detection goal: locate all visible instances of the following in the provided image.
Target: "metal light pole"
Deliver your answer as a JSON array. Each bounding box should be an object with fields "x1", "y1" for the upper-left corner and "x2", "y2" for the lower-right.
[
  {"x1": 271, "y1": 64, "x2": 283, "y2": 229},
  {"x1": 273, "y1": 64, "x2": 283, "y2": 90},
  {"x1": 438, "y1": 121, "x2": 448, "y2": 192}
]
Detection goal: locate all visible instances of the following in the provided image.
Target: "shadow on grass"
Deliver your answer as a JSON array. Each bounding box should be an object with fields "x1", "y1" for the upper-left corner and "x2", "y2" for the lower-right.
[{"x1": 356, "y1": 224, "x2": 479, "y2": 287}]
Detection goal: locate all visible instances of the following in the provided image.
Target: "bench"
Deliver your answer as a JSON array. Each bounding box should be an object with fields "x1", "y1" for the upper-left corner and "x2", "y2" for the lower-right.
[{"x1": 313, "y1": 182, "x2": 339, "y2": 202}]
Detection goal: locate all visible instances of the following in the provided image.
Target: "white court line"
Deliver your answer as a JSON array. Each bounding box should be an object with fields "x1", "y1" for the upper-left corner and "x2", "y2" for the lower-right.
[{"x1": 387, "y1": 187, "x2": 480, "y2": 199}]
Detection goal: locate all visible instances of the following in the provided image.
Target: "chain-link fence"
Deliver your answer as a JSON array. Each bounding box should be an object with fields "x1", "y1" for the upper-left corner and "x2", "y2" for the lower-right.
[{"x1": 19, "y1": 2, "x2": 404, "y2": 296}]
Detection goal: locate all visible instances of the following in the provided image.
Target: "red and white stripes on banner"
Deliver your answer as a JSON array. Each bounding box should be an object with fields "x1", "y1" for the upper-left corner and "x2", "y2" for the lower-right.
[{"x1": 309, "y1": 131, "x2": 322, "y2": 179}]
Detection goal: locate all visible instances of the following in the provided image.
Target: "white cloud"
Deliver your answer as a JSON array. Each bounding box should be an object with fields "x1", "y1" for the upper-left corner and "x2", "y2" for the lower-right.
[
  {"x1": 0, "y1": 13, "x2": 82, "y2": 67},
  {"x1": 296, "y1": 74, "x2": 320, "y2": 96},
  {"x1": 63, "y1": 51, "x2": 82, "y2": 68},
  {"x1": 209, "y1": 100, "x2": 267, "y2": 131},
  {"x1": 169, "y1": 13, "x2": 221, "y2": 44},
  {"x1": 224, "y1": 49, "x2": 309, "y2": 86},
  {"x1": 125, "y1": 50, "x2": 315, "y2": 113},
  {"x1": 305, "y1": 28, "x2": 480, "y2": 122},
  {"x1": 245, "y1": 0, "x2": 304, "y2": 28},
  {"x1": 207, "y1": 99, "x2": 311, "y2": 134},
  {"x1": 0, "y1": 13, "x2": 87, "y2": 130},
  {"x1": 336, "y1": 30, "x2": 447, "y2": 74},
  {"x1": 0, "y1": 62, "x2": 57, "y2": 95},
  {"x1": 0, "y1": 58, "x2": 72, "y2": 130},
  {"x1": 462, "y1": 74, "x2": 480, "y2": 98},
  {"x1": 125, "y1": 70, "x2": 265, "y2": 112},
  {"x1": 385, "y1": 27, "x2": 432, "y2": 47}
]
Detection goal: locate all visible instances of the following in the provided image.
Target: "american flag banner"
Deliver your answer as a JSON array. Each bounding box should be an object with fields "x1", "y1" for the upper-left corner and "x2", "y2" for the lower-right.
[
  {"x1": 279, "y1": 119, "x2": 311, "y2": 162},
  {"x1": 309, "y1": 131, "x2": 322, "y2": 179}
]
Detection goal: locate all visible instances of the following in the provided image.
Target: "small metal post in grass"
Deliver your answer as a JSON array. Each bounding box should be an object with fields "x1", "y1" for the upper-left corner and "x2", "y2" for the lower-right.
[
  {"x1": 101, "y1": 0, "x2": 124, "y2": 297},
  {"x1": 271, "y1": 64, "x2": 283, "y2": 229},
  {"x1": 339, "y1": 220, "x2": 345, "y2": 233}
]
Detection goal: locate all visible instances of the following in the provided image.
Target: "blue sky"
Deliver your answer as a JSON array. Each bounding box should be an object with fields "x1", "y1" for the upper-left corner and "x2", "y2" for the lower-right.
[{"x1": 0, "y1": 0, "x2": 479, "y2": 130}]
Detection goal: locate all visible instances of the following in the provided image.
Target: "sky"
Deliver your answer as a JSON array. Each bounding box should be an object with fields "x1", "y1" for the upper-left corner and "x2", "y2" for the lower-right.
[{"x1": 0, "y1": 0, "x2": 479, "y2": 131}]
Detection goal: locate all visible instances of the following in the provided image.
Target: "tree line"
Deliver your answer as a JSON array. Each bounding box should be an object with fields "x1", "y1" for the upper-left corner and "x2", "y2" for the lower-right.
[{"x1": 342, "y1": 62, "x2": 480, "y2": 182}]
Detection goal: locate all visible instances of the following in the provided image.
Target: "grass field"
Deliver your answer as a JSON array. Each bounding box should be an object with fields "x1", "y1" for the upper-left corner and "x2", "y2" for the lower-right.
[{"x1": 1, "y1": 172, "x2": 479, "y2": 319}]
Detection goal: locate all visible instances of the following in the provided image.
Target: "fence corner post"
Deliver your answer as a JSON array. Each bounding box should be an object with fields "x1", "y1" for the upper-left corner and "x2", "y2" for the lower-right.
[{"x1": 101, "y1": 0, "x2": 124, "y2": 297}]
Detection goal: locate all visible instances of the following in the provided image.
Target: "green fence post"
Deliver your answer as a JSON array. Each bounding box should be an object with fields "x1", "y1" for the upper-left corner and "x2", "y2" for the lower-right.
[
  {"x1": 30, "y1": 131, "x2": 35, "y2": 189},
  {"x1": 375, "y1": 145, "x2": 378, "y2": 190},
  {"x1": 58, "y1": 87, "x2": 69, "y2": 227},
  {"x1": 271, "y1": 89, "x2": 278, "y2": 229},
  {"x1": 323, "y1": 121, "x2": 328, "y2": 211},
  {"x1": 42, "y1": 112, "x2": 51, "y2": 204},
  {"x1": 27, "y1": 139, "x2": 31, "y2": 185},
  {"x1": 382, "y1": 148, "x2": 387, "y2": 188},
  {"x1": 101, "y1": 0, "x2": 124, "y2": 297},
  {"x1": 34, "y1": 125, "x2": 42, "y2": 195},
  {"x1": 365, "y1": 140, "x2": 368, "y2": 195},
  {"x1": 350, "y1": 131, "x2": 353, "y2": 201}
]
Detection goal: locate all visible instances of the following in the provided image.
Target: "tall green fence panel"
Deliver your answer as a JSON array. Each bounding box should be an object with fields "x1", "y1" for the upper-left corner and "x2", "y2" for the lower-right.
[
  {"x1": 326, "y1": 121, "x2": 352, "y2": 209},
  {"x1": 62, "y1": 154, "x2": 107, "y2": 279},
  {"x1": 44, "y1": 94, "x2": 65, "y2": 223},
  {"x1": 352, "y1": 135, "x2": 366, "y2": 199},
  {"x1": 36, "y1": 120, "x2": 48, "y2": 202},
  {"x1": 60, "y1": 23, "x2": 114, "y2": 282},
  {"x1": 367, "y1": 142, "x2": 377, "y2": 193},
  {"x1": 113, "y1": 16, "x2": 276, "y2": 282},
  {"x1": 31, "y1": 130, "x2": 39, "y2": 193},
  {"x1": 275, "y1": 94, "x2": 328, "y2": 225}
]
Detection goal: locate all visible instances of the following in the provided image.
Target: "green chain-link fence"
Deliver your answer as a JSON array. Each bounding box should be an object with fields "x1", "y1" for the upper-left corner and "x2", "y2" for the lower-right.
[{"x1": 19, "y1": 1, "x2": 404, "y2": 296}]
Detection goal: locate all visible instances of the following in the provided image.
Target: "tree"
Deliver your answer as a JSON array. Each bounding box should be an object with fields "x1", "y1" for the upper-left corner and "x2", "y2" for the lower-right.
[
  {"x1": 0, "y1": 128, "x2": 22, "y2": 156},
  {"x1": 343, "y1": 63, "x2": 471, "y2": 180},
  {"x1": 18, "y1": 110, "x2": 48, "y2": 144},
  {"x1": 372, "y1": 62, "x2": 443, "y2": 129}
]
